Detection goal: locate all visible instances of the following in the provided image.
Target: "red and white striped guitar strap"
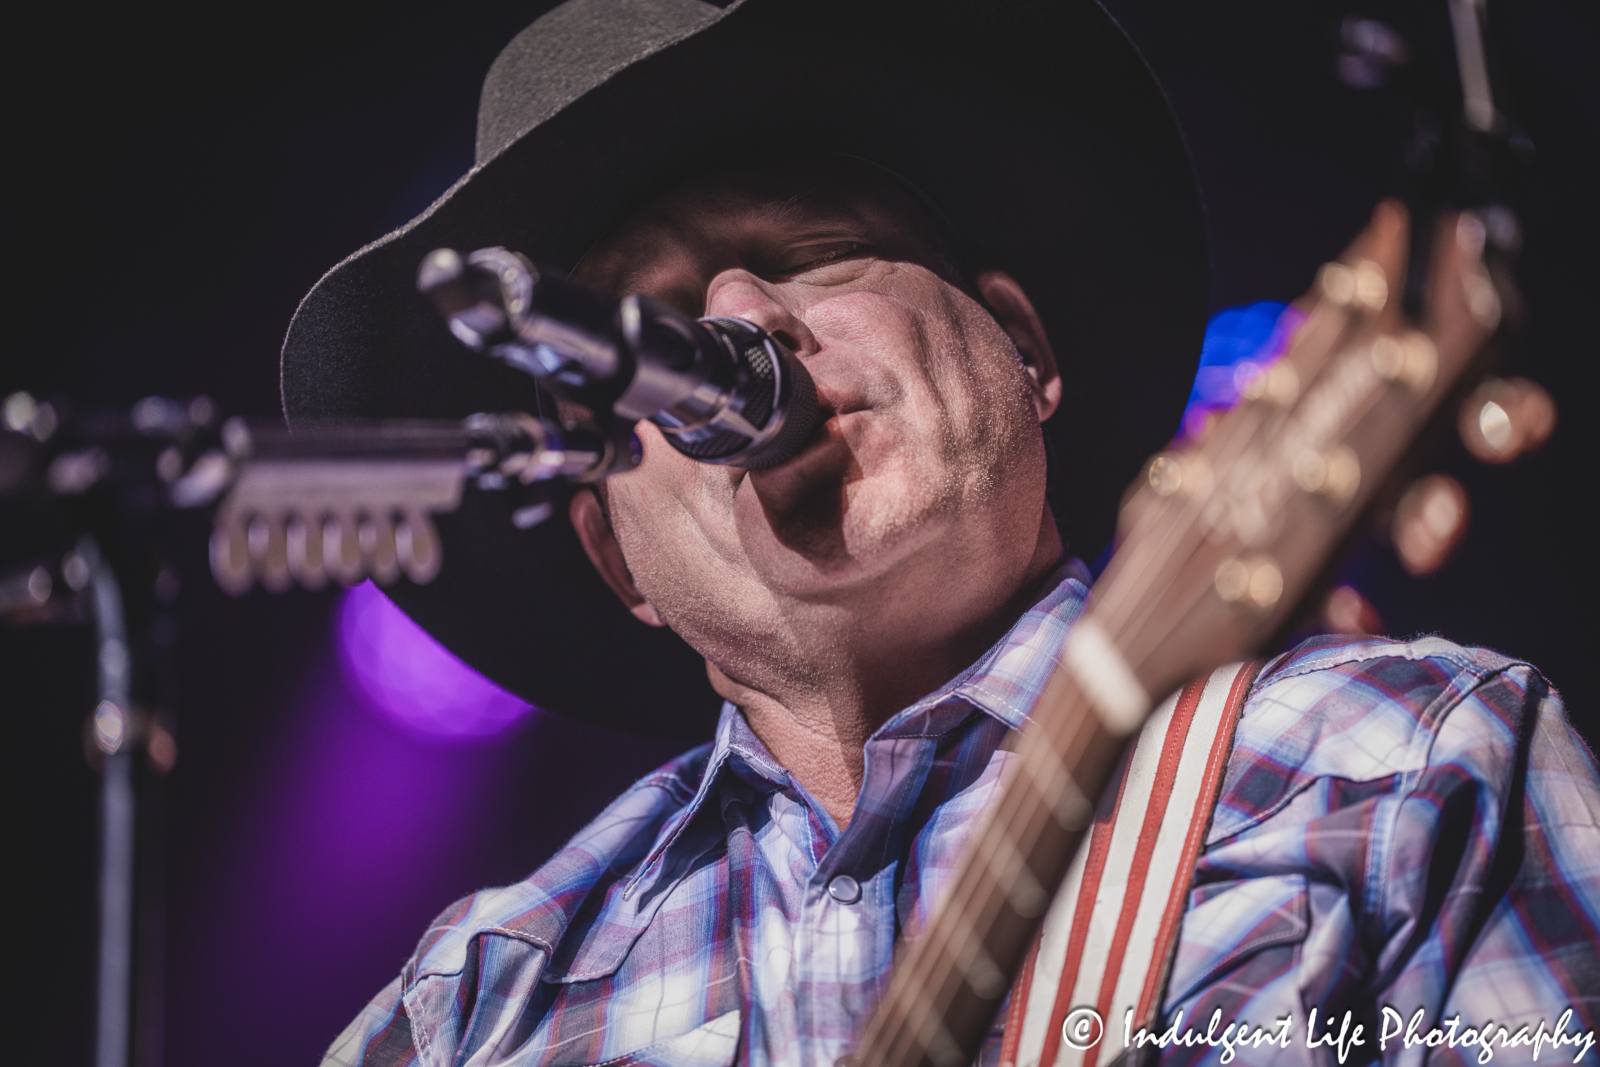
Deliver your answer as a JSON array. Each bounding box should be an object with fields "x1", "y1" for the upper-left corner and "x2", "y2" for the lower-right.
[{"x1": 999, "y1": 659, "x2": 1264, "y2": 1067}]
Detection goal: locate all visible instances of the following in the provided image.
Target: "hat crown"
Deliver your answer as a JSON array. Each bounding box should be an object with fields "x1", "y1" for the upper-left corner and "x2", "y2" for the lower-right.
[{"x1": 477, "y1": 0, "x2": 729, "y2": 165}]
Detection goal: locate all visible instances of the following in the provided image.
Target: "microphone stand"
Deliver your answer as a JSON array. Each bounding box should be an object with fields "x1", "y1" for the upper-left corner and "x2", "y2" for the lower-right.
[
  {"x1": 0, "y1": 394, "x2": 622, "y2": 1066},
  {"x1": 0, "y1": 260, "x2": 815, "y2": 1059},
  {"x1": 82, "y1": 535, "x2": 136, "y2": 1067}
]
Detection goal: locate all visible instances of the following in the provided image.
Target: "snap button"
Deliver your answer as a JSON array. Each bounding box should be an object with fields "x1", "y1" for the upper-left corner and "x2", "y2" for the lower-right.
[{"x1": 827, "y1": 874, "x2": 861, "y2": 904}]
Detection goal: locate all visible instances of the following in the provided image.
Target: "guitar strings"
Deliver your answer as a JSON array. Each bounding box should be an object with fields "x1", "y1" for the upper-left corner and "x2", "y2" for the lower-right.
[
  {"x1": 863, "y1": 684, "x2": 1105, "y2": 1064},
  {"x1": 870, "y1": 231, "x2": 1474, "y2": 1062},
  {"x1": 860, "y1": 284, "x2": 1433, "y2": 1064},
  {"x1": 860, "y1": 304, "x2": 1354, "y2": 1065}
]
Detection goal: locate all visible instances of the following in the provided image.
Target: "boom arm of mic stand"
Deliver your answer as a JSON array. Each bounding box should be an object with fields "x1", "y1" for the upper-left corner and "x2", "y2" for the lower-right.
[{"x1": 1, "y1": 393, "x2": 626, "y2": 600}]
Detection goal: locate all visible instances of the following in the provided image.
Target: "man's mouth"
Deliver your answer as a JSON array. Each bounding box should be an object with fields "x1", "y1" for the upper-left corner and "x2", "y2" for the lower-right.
[
  {"x1": 778, "y1": 400, "x2": 852, "y2": 465},
  {"x1": 805, "y1": 402, "x2": 838, "y2": 444},
  {"x1": 730, "y1": 364, "x2": 868, "y2": 480}
]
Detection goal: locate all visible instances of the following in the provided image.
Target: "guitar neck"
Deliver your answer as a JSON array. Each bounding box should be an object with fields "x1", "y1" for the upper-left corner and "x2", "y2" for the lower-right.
[
  {"x1": 848, "y1": 202, "x2": 1497, "y2": 1067},
  {"x1": 850, "y1": 663, "x2": 1127, "y2": 1067}
]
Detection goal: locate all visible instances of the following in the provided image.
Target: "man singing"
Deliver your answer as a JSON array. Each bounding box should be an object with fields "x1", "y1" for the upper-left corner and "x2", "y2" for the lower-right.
[{"x1": 286, "y1": 0, "x2": 1600, "y2": 1063}]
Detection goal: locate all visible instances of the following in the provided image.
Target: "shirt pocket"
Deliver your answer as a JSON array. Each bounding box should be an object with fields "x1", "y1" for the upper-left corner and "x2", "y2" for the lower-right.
[
  {"x1": 1164, "y1": 873, "x2": 1309, "y2": 1010},
  {"x1": 572, "y1": 1010, "x2": 741, "y2": 1067}
]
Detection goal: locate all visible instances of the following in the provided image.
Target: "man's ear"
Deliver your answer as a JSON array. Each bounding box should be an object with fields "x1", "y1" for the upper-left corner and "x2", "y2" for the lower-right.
[
  {"x1": 976, "y1": 269, "x2": 1062, "y2": 422},
  {"x1": 569, "y1": 487, "x2": 666, "y2": 627}
]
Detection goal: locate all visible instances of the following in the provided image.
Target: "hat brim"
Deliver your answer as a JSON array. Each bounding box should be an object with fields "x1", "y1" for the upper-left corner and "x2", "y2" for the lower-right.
[{"x1": 281, "y1": 0, "x2": 1208, "y2": 741}]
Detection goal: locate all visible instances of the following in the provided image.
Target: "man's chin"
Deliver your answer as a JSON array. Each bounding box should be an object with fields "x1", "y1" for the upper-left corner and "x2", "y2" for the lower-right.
[
  {"x1": 740, "y1": 486, "x2": 854, "y2": 576},
  {"x1": 731, "y1": 483, "x2": 938, "y2": 599}
]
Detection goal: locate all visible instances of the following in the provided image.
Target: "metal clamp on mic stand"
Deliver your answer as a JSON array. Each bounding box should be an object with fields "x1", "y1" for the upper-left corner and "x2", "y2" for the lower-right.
[{"x1": 194, "y1": 411, "x2": 624, "y2": 595}]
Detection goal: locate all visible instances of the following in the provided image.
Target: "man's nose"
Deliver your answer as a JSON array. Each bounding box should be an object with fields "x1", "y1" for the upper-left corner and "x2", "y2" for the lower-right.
[{"x1": 703, "y1": 271, "x2": 820, "y2": 358}]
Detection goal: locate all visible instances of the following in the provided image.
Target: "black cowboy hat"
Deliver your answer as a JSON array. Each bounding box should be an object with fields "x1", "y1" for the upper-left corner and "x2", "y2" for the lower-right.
[{"x1": 280, "y1": 0, "x2": 1208, "y2": 741}]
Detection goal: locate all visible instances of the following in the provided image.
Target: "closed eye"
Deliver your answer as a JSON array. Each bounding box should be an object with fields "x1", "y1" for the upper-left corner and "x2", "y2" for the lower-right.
[{"x1": 768, "y1": 242, "x2": 872, "y2": 281}]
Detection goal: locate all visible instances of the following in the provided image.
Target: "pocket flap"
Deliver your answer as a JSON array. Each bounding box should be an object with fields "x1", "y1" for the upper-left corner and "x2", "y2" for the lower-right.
[
  {"x1": 1165, "y1": 874, "x2": 1308, "y2": 1009},
  {"x1": 580, "y1": 1010, "x2": 742, "y2": 1067}
]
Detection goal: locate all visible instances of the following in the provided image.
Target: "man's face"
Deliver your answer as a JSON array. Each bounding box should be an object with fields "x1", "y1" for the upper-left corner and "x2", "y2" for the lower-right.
[{"x1": 574, "y1": 159, "x2": 1061, "y2": 678}]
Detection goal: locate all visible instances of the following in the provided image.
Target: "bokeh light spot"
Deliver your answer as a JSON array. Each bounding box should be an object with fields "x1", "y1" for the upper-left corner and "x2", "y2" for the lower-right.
[{"x1": 337, "y1": 581, "x2": 534, "y2": 742}]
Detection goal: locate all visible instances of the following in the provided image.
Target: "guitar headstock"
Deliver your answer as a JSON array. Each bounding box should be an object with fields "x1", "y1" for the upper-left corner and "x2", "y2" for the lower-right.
[{"x1": 1099, "y1": 199, "x2": 1526, "y2": 702}]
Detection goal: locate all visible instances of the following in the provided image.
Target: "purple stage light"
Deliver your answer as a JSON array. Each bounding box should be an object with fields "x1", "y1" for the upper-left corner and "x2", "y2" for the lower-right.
[{"x1": 337, "y1": 580, "x2": 535, "y2": 741}]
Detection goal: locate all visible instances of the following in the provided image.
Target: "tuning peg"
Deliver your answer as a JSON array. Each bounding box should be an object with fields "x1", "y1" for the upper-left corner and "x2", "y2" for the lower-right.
[
  {"x1": 1458, "y1": 376, "x2": 1556, "y2": 464},
  {"x1": 1321, "y1": 584, "x2": 1386, "y2": 636},
  {"x1": 1391, "y1": 473, "x2": 1470, "y2": 576}
]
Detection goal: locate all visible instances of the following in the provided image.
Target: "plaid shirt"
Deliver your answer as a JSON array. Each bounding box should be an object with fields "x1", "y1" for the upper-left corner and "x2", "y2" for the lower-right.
[{"x1": 324, "y1": 564, "x2": 1600, "y2": 1067}]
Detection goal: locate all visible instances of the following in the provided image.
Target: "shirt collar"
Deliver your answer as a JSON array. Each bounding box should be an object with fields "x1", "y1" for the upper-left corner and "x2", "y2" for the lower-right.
[
  {"x1": 624, "y1": 559, "x2": 1093, "y2": 892},
  {"x1": 880, "y1": 556, "x2": 1093, "y2": 735}
]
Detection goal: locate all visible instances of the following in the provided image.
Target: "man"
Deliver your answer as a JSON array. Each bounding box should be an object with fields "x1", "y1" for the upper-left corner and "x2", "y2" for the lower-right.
[{"x1": 289, "y1": 1, "x2": 1600, "y2": 1064}]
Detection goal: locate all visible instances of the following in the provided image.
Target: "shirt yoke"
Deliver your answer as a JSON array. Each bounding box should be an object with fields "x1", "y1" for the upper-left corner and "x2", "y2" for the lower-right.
[
  {"x1": 405, "y1": 744, "x2": 713, "y2": 985},
  {"x1": 1213, "y1": 632, "x2": 1569, "y2": 844}
]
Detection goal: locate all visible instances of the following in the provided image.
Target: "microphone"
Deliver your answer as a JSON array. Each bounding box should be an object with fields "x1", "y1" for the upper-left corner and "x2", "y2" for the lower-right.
[{"x1": 417, "y1": 247, "x2": 819, "y2": 473}]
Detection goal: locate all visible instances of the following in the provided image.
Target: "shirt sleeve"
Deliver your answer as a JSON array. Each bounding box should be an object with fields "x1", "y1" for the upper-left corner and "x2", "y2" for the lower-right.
[
  {"x1": 1374, "y1": 665, "x2": 1600, "y2": 1064},
  {"x1": 1171, "y1": 642, "x2": 1600, "y2": 1067}
]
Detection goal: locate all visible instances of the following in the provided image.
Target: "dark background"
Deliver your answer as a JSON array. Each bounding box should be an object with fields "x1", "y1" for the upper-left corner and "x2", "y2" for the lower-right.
[{"x1": 2, "y1": 2, "x2": 1593, "y2": 1064}]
